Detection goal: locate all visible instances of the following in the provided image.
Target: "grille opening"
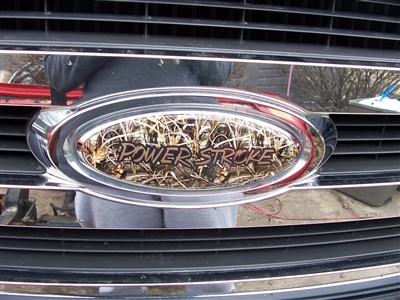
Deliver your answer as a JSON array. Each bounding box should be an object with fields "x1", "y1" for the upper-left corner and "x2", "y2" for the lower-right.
[
  {"x1": 340, "y1": 140, "x2": 400, "y2": 151},
  {"x1": 47, "y1": 0, "x2": 146, "y2": 15},
  {"x1": 353, "y1": 1, "x2": 397, "y2": 18},
  {"x1": 244, "y1": 29, "x2": 328, "y2": 44},
  {"x1": 0, "y1": 137, "x2": 30, "y2": 152},
  {"x1": 330, "y1": 114, "x2": 400, "y2": 125},
  {"x1": 0, "y1": 106, "x2": 43, "y2": 175},
  {"x1": 321, "y1": 153, "x2": 400, "y2": 175},
  {"x1": 0, "y1": 106, "x2": 38, "y2": 119},
  {"x1": 246, "y1": 10, "x2": 331, "y2": 28},
  {"x1": 385, "y1": 126, "x2": 400, "y2": 134},
  {"x1": 332, "y1": 153, "x2": 400, "y2": 163},
  {"x1": 0, "y1": 119, "x2": 27, "y2": 135},
  {"x1": 325, "y1": 114, "x2": 400, "y2": 175},
  {"x1": 247, "y1": 0, "x2": 331, "y2": 10},
  {"x1": 0, "y1": 151, "x2": 45, "y2": 174},
  {"x1": 46, "y1": 19, "x2": 146, "y2": 35},
  {"x1": 336, "y1": 125, "x2": 400, "y2": 141},
  {"x1": 3, "y1": 0, "x2": 44, "y2": 11},
  {"x1": 334, "y1": 140, "x2": 400, "y2": 155},
  {"x1": 0, "y1": 150, "x2": 32, "y2": 158},
  {"x1": 148, "y1": 24, "x2": 241, "y2": 39},
  {"x1": 48, "y1": 20, "x2": 87, "y2": 33},
  {"x1": 1, "y1": 18, "x2": 45, "y2": 31},
  {"x1": 149, "y1": 4, "x2": 241, "y2": 22},
  {"x1": 334, "y1": 35, "x2": 396, "y2": 50}
]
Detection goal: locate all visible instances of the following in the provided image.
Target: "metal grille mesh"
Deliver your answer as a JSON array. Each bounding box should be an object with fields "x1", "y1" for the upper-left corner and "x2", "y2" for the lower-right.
[
  {"x1": 0, "y1": 106, "x2": 44, "y2": 175},
  {"x1": 1, "y1": 217, "x2": 399, "y2": 283},
  {"x1": 322, "y1": 114, "x2": 400, "y2": 175},
  {"x1": 1, "y1": 0, "x2": 399, "y2": 55}
]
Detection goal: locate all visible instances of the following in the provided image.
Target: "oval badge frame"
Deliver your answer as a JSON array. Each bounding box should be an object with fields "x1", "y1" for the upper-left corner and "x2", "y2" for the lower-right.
[{"x1": 32, "y1": 87, "x2": 335, "y2": 207}]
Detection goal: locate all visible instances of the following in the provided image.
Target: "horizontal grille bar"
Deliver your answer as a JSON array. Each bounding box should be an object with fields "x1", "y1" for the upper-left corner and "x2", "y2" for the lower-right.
[
  {"x1": 0, "y1": 153, "x2": 45, "y2": 174},
  {"x1": 317, "y1": 172, "x2": 400, "y2": 186},
  {"x1": 2, "y1": 11, "x2": 399, "y2": 42},
  {"x1": 0, "y1": 217, "x2": 399, "y2": 283},
  {"x1": 2, "y1": 30, "x2": 399, "y2": 66},
  {"x1": 1, "y1": 275, "x2": 400, "y2": 300},
  {"x1": 337, "y1": 129, "x2": 400, "y2": 141},
  {"x1": 329, "y1": 114, "x2": 400, "y2": 126},
  {"x1": 3, "y1": 216, "x2": 398, "y2": 241},
  {"x1": 2, "y1": 226, "x2": 398, "y2": 253},
  {"x1": 131, "y1": 0, "x2": 400, "y2": 24},
  {"x1": 4, "y1": 0, "x2": 399, "y2": 24},
  {"x1": 0, "y1": 174, "x2": 47, "y2": 186},
  {"x1": 0, "y1": 0, "x2": 399, "y2": 63},
  {"x1": 320, "y1": 156, "x2": 400, "y2": 174},
  {"x1": 334, "y1": 141, "x2": 400, "y2": 155}
]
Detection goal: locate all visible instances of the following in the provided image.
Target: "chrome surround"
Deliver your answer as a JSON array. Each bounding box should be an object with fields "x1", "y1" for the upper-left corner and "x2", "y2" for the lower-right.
[
  {"x1": 1, "y1": 50, "x2": 400, "y2": 70},
  {"x1": 25, "y1": 87, "x2": 334, "y2": 208},
  {"x1": 0, "y1": 264, "x2": 399, "y2": 298},
  {"x1": 0, "y1": 55, "x2": 397, "y2": 203}
]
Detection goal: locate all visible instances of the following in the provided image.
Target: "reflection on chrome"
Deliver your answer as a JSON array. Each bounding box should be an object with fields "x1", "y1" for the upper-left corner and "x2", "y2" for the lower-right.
[
  {"x1": 0, "y1": 52, "x2": 399, "y2": 299},
  {"x1": 24, "y1": 87, "x2": 329, "y2": 207},
  {"x1": 1, "y1": 54, "x2": 399, "y2": 112}
]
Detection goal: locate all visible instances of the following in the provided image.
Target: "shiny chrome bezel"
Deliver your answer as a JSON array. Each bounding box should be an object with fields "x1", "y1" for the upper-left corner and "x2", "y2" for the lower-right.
[{"x1": 26, "y1": 87, "x2": 335, "y2": 207}]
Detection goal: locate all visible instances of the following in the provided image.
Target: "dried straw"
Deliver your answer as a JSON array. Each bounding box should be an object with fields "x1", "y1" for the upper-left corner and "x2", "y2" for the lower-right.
[{"x1": 83, "y1": 114, "x2": 299, "y2": 189}]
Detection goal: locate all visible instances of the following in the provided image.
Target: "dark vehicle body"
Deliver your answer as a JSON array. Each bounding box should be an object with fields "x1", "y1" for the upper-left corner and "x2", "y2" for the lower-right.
[{"x1": 0, "y1": 1, "x2": 399, "y2": 299}]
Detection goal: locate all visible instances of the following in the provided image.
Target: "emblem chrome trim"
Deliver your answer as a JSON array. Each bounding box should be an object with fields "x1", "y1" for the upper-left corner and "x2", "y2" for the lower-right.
[{"x1": 28, "y1": 87, "x2": 336, "y2": 207}]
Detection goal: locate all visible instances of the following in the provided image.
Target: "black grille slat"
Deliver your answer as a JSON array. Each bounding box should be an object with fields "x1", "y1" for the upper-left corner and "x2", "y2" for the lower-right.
[
  {"x1": 0, "y1": 123, "x2": 26, "y2": 136},
  {"x1": 323, "y1": 114, "x2": 400, "y2": 175},
  {"x1": 320, "y1": 156, "x2": 400, "y2": 175},
  {"x1": 95, "y1": 0, "x2": 400, "y2": 24},
  {"x1": 0, "y1": 106, "x2": 44, "y2": 175},
  {"x1": 0, "y1": 106, "x2": 37, "y2": 119},
  {"x1": 317, "y1": 172, "x2": 400, "y2": 186},
  {"x1": 2, "y1": 30, "x2": 398, "y2": 64},
  {"x1": 1, "y1": 237, "x2": 398, "y2": 272},
  {"x1": 0, "y1": 217, "x2": 399, "y2": 281},
  {"x1": 1, "y1": 226, "x2": 398, "y2": 253},
  {"x1": 2, "y1": 215, "x2": 398, "y2": 240},
  {"x1": 337, "y1": 129, "x2": 400, "y2": 141},
  {"x1": 330, "y1": 114, "x2": 400, "y2": 126},
  {"x1": 0, "y1": 174, "x2": 46, "y2": 186},
  {"x1": 334, "y1": 141, "x2": 400, "y2": 155},
  {"x1": 0, "y1": 1, "x2": 399, "y2": 63},
  {"x1": 0, "y1": 153, "x2": 45, "y2": 174},
  {"x1": 1, "y1": 11, "x2": 399, "y2": 42}
]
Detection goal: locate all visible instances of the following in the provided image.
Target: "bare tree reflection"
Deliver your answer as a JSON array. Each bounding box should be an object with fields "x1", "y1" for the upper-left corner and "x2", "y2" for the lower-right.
[
  {"x1": 291, "y1": 66, "x2": 400, "y2": 111},
  {"x1": 2, "y1": 54, "x2": 47, "y2": 84}
]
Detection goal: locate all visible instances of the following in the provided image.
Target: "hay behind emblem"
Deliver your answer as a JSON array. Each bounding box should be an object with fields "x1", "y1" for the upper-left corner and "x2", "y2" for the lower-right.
[{"x1": 82, "y1": 113, "x2": 300, "y2": 189}]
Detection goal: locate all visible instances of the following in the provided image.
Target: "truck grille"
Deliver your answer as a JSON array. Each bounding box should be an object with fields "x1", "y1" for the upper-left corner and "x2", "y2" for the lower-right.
[
  {"x1": 1, "y1": 0, "x2": 399, "y2": 63},
  {"x1": 1, "y1": 216, "x2": 399, "y2": 284},
  {"x1": 1, "y1": 107, "x2": 399, "y2": 184},
  {"x1": 0, "y1": 106, "x2": 44, "y2": 176},
  {"x1": 0, "y1": 106, "x2": 400, "y2": 185},
  {"x1": 322, "y1": 114, "x2": 400, "y2": 175}
]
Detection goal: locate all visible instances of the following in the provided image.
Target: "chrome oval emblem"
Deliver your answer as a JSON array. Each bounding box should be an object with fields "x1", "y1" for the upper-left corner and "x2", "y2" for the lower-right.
[
  {"x1": 29, "y1": 87, "x2": 334, "y2": 205},
  {"x1": 80, "y1": 112, "x2": 300, "y2": 190}
]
